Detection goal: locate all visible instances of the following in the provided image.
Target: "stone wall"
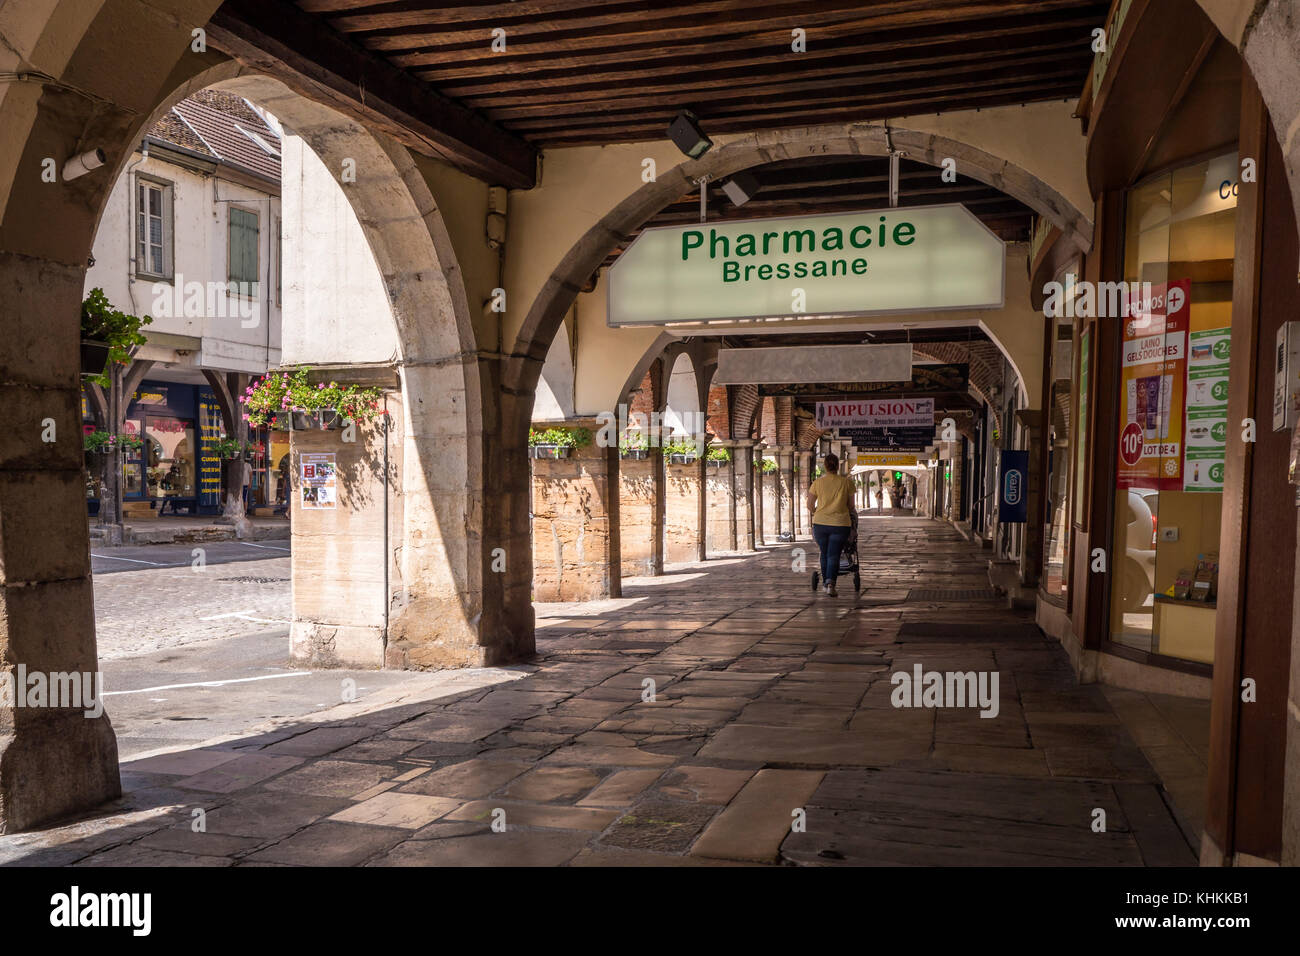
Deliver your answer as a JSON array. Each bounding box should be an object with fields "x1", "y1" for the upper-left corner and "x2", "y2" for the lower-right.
[
  {"x1": 619, "y1": 455, "x2": 657, "y2": 576},
  {"x1": 664, "y1": 461, "x2": 701, "y2": 563},
  {"x1": 705, "y1": 462, "x2": 733, "y2": 553},
  {"x1": 289, "y1": 407, "x2": 400, "y2": 669},
  {"x1": 532, "y1": 443, "x2": 618, "y2": 602}
]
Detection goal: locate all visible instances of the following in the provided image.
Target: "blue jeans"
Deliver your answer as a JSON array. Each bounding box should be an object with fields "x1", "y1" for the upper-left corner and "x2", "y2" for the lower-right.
[{"x1": 812, "y1": 523, "x2": 850, "y2": 585}]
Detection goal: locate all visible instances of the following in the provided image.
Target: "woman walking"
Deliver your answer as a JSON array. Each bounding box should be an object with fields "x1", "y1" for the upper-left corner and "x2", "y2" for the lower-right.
[{"x1": 806, "y1": 453, "x2": 856, "y2": 596}]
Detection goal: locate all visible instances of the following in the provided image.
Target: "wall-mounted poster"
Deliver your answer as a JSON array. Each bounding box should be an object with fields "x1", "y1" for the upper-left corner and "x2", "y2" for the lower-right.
[
  {"x1": 300, "y1": 452, "x2": 337, "y2": 509},
  {"x1": 815, "y1": 398, "x2": 934, "y2": 430},
  {"x1": 1117, "y1": 280, "x2": 1189, "y2": 490},
  {"x1": 1183, "y1": 326, "x2": 1231, "y2": 492}
]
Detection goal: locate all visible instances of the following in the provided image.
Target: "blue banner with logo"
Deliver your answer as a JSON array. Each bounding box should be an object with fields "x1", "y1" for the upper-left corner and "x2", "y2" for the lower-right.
[{"x1": 998, "y1": 450, "x2": 1029, "y2": 523}]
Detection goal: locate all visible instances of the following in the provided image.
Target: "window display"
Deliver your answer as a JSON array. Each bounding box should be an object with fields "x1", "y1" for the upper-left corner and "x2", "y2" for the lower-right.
[
  {"x1": 145, "y1": 417, "x2": 196, "y2": 501},
  {"x1": 1109, "y1": 152, "x2": 1236, "y2": 664}
]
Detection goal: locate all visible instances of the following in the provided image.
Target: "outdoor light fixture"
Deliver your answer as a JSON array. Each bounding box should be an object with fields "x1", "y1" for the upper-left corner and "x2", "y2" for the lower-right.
[
  {"x1": 63, "y1": 147, "x2": 105, "y2": 181},
  {"x1": 667, "y1": 109, "x2": 712, "y2": 159},
  {"x1": 721, "y1": 171, "x2": 758, "y2": 207}
]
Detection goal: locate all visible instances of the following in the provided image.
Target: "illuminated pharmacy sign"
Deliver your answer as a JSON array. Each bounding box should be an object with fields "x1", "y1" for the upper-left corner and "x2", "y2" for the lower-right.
[{"x1": 608, "y1": 203, "x2": 1005, "y2": 326}]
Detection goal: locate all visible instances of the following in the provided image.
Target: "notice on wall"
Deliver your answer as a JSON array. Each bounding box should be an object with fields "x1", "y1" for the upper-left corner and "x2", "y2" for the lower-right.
[
  {"x1": 1117, "y1": 280, "x2": 1189, "y2": 490},
  {"x1": 300, "y1": 453, "x2": 337, "y2": 509},
  {"x1": 1183, "y1": 326, "x2": 1231, "y2": 492},
  {"x1": 816, "y1": 398, "x2": 934, "y2": 430}
]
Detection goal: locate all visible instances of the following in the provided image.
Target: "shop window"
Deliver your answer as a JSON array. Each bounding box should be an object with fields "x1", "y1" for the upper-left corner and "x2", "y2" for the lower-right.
[
  {"x1": 135, "y1": 175, "x2": 173, "y2": 280},
  {"x1": 228, "y1": 206, "x2": 259, "y2": 298},
  {"x1": 122, "y1": 419, "x2": 145, "y2": 498},
  {"x1": 145, "y1": 417, "x2": 196, "y2": 501},
  {"x1": 1043, "y1": 299, "x2": 1076, "y2": 601},
  {"x1": 1109, "y1": 151, "x2": 1237, "y2": 664}
]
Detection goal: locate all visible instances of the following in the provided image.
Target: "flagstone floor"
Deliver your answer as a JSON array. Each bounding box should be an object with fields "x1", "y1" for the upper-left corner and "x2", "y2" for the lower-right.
[{"x1": 1, "y1": 517, "x2": 1199, "y2": 866}]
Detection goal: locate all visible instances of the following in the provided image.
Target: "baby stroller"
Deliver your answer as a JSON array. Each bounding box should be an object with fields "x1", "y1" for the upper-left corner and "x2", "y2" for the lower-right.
[{"x1": 811, "y1": 514, "x2": 861, "y2": 593}]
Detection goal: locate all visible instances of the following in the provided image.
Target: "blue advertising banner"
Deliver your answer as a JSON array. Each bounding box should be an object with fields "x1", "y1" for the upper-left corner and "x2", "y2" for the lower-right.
[
  {"x1": 998, "y1": 450, "x2": 1029, "y2": 523},
  {"x1": 198, "y1": 387, "x2": 224, "y2": 511}
]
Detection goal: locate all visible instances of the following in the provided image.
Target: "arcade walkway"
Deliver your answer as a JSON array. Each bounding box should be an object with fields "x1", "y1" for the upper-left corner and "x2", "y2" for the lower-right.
[{"x1": 0, "y1": 518, "x2": 1199, "y2": 866}]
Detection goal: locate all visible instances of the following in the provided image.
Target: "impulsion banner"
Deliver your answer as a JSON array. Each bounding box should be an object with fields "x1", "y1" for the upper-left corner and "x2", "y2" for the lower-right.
[{"x1": 817, "y1": 398, "x2": 934, "y2": 429}]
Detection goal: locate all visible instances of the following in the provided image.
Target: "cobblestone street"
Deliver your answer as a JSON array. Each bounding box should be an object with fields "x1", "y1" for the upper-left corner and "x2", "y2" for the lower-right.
[
  {"x1": 92, "y1": 556, "x2": 290, "y2": 660},
  {"x1": 3, "y1": 519, "x2": 1203, "y2": 866}
]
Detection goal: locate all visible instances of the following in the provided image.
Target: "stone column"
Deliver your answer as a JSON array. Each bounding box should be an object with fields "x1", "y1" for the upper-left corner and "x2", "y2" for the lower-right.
[
  {"x1": 753, "y1": 443, "x2": 765, "y2": 546},
  {"x1": 706, "y1": 443, "x2": 736, "y2": 554},
  {"x1": 777, "y1": 445, "x2": 795, "y2": 539},
  {"x1": 1016, "y1": 410, "x2": 1044, "y2": 588},
  {"x1": 532, "y1": 420, "x2": 620, "y2": 601},
  {"x1": 734, "y1": 439, "x2": 756, "y2": 551},
  {"x1": 797, "y1": 450, "x2": 813, "y2": 535},
  {"x1": 0, "y1": 253, "x2": 120, "y2": 832}
]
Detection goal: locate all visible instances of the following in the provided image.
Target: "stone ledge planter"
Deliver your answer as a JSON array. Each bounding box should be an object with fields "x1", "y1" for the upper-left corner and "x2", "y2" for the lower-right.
[{"x1": 531, "y1": 444, "x2": 571, "y2": 460}]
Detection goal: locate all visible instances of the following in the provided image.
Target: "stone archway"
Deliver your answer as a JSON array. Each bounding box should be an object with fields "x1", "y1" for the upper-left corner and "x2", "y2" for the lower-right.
[{"x1": 0, "y1": 18, "x2": 483, "y2": 829}]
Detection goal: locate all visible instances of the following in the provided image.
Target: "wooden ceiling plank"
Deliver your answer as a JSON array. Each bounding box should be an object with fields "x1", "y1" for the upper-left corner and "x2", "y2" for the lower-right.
[
  {"x1": 398, "y1": 8, "x2": 1106, "y2": 77},
  {"x1": 209, "y1": 0, "x2": 537, "y2": 187}
]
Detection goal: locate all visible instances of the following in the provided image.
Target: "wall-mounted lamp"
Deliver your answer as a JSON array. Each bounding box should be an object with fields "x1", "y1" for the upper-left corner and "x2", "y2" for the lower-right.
[
  {"x1": 63, "y1": 148, "x2": 105, "y2": 181},
  {"x1": 721, "y1": 172, "x2": 758, "y2": 207},
  {"x1": 667, "y1": 109, "x2": 712, "y2": 159}
]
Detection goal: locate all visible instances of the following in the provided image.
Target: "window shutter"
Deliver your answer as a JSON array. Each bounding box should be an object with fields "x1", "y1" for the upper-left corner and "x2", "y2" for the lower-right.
[{"x1": 228, "y1": 208, "x2": 259, "y2": 294}]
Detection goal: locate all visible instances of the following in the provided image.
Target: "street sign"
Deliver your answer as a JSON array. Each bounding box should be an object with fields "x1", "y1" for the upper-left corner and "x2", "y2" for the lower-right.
[
  {"x1": 608, "y1": 203, "x2": 1005, "y2": 326},
  {"x1": 856, "y1": 453, "x2": 918, "y2": 468},
  {"x1": 998, "y1": 450, "x2": 1029, "y2": 523}
]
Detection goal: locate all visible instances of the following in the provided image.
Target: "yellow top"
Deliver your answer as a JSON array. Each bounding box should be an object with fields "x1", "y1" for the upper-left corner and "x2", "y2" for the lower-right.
[{"x1": 809, "y1": 473, "x2": 854, "y2": 527}]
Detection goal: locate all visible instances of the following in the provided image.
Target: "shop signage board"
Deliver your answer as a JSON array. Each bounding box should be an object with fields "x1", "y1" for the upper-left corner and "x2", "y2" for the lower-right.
[
  {"x1": 197, "y1": 387, "x2": 223, "y2": 509},
  {"x1": 1117, "y1": 280, "x2": 1189, "y2": 490},
  {"x1": 840, "y1": 426, "x2": 934, "y2": 449},
  {"x1": 608, "y1": 203, "x2": 1004, "y2": 326},
  {"x1": 300, "y1": 452, "x2": 337, "y2": 509},
  {"x1": 817, "y1": 398, "x2": 934, "y2": 430},
  {"x1": 856, "y1": 453, "x2": 918, "y2": 468},
  {"x1": 1184, "y1": 325, "x2": 1231, "y2": 491},
  {"x1": 998, "y1": 450, "x2": 1029, "y2": 522}
]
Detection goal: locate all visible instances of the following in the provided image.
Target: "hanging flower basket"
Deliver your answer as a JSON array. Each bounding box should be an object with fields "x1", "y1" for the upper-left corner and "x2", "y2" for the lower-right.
[{"x1": 243, "y1": 367, "x2": 386, "y2": 429}]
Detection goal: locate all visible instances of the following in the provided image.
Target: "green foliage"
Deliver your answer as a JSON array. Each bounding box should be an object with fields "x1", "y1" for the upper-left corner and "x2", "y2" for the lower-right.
[
  {"x1": 759, "y1": 457, "x2": 778, "y2": 473},
  {"x1": 619, "y1": 430, "x2": 648, "y2": 453},
  {"x1": 83, "y1": 429, "x2": 142, "y2": 454},
  {"x1": 662, "y1": 437, "x2": 698, "y2": 459},
  {"x1": 81, "y1": 288, "x2": 152, "y2": 388},
  {"x1": 705, "y1": 445, "x2": 730, "y2": 462},
  {"x1": 242, "y1": 367, "x2": 388, "y2": 428},
  {"x1": 528, "y1": 426, "x2": 593, "y2": 448}
]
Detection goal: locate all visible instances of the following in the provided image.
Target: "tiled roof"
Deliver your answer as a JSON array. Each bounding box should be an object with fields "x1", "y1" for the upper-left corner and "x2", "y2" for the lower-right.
[{"x1": 146, "y1": 89, "x2": 280, "y2": 183}]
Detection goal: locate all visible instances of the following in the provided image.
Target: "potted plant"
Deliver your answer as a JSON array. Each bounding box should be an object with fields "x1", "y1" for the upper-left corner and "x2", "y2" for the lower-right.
[
  {"x1": 83, "y1": 429, "x2": 143, "y2": 456},
  {"x1": 760, "y1": 457, "x2": 778, "y2": 474},
  {"x1": 663, "y1": 437, "x2": 698, "y2": 465},
  {"x1": 210, "y1": 436, "x2": 248, "y2": 460},
  {"x1": 705, "y1": 445, "x2": 730, "y2": 468},
  {"x1": 242, "y1": 367, "x2": 387, "y2": 430},
  {"x1": 81, "y1": 288, "x2": 152, "y2": 387},
  {"x1": 619, "y1": 430, "x2": 649, "y2": 460},
  {"x1": 529, "y1": 426, "x2": 592, "y2": 459}
]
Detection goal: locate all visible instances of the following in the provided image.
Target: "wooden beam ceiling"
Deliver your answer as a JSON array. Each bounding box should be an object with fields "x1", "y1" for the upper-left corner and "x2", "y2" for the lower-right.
[
  {"x1": 208, "y1": 0, "x2": 538, "y2": 187},
  {"x1": 303, "y1": 0, "x2": 1106, "y2": 148}
]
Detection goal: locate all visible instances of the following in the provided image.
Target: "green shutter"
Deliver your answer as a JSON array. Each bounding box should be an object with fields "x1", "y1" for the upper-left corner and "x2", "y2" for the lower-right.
[{"x1": 228, "y1": 208, "x2": 259, "y2": 295}]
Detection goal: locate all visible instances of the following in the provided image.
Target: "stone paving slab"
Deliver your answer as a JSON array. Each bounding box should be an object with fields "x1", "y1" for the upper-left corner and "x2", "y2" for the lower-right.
[{"x1": 1, "y1": 518, "x2": 1200, "y2": 868}]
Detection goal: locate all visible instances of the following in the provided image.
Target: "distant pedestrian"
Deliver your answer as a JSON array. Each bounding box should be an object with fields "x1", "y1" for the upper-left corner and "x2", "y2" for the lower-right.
[{"x1": 807, "y1": 453, "x2": 856, "y2": 596}]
